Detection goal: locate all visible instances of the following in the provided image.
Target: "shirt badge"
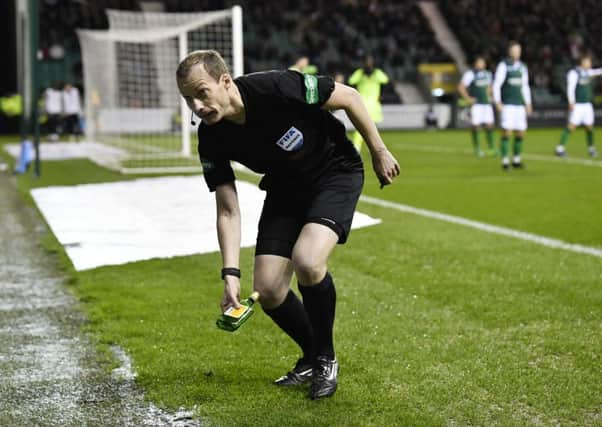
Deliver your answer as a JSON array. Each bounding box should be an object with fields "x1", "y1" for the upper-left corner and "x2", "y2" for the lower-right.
[{"x1": 276, "y1": 126, "x2": 304, "y2": 151}]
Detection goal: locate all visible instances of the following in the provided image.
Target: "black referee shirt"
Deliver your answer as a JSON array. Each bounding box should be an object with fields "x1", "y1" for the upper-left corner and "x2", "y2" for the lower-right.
[{"x1": 197, "y1": 70, "x2": 363, "y2": 192}]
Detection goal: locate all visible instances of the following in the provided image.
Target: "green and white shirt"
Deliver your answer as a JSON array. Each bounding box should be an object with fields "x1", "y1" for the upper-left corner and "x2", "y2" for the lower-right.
[
  {"x1": 567, "y1": 67, "x2": 602, "y2": 104},
  {"x1": 461, "y1": 69, "x2": 492, "y2": 104},
  {"x1": 493, "y1": 59, "x2": 531, "y2": 106}
]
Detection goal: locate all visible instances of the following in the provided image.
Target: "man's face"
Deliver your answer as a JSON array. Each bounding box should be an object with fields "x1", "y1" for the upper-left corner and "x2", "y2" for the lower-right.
[
  {"x1": 177, "y1": 64, "x2": 230, "y2": 125},
  {"x1": 581, "y1": 57, "x2": 592, "y2": 69},
  {"x1": 508, "y1": 44, "x2": 521, "y2": 61},
  {"x1": 474, "y1": 58, "x2": 485, "y2": 70},
  {"x1": 297, "y1": 56, "x2": 309, "y2": 69}
]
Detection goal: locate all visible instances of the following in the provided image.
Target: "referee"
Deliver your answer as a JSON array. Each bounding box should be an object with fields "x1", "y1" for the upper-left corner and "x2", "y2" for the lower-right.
[{"x1": 176, "y1": 50, "x2": 400, "y2": 399}]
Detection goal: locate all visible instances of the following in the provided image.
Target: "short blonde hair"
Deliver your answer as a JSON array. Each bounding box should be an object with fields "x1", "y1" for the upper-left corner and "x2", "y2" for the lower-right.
[{"x1": 176, "y1": 50, "x2": 230, "y2": 82}]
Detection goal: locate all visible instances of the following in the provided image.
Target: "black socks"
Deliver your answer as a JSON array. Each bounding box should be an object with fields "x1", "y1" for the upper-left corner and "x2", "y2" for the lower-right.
[
  {"x1": 298, "y1": 273, "x2": 336, "y2": 359},
  {"x1": 263, "y1": 289, "x2": 315, "y2": 362},
  {"x1": 264, "y1": 273, "x2": 337, "y2": 362}
]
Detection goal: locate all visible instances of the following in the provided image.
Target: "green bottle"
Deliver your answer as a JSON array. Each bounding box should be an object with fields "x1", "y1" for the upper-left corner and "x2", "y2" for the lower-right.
[{"x1": 216, "y1": 291, "x2": 260, "y2": 332}]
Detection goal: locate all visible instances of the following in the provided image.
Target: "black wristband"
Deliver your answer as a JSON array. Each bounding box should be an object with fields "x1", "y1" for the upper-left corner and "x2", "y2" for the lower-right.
[{"x1": 221, "y1": 267, "x2": 241, "y2": 280}]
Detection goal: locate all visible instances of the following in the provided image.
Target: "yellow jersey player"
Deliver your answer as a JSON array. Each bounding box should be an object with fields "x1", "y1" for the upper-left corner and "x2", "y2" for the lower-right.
[
  {"x1": 458, "y1": 56, "x2": 496, "y2": 157},
  {"x1": 556, "y1": 53, "x2": 602, "y2": 158},
  {"x1": 493, "y1": 41, "x2": 532, "y2": 170},
  {"x1": 348, "y1": 55, "x2": 389, "y2": 152}
]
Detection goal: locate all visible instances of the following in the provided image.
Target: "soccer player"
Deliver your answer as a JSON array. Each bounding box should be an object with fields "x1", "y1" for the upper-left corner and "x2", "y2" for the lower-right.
[
  {"x1": 555, "y1": 53, "x2": 602, "y2": 158},
  {"x1": 348, "y1": 55, "x2": 389, "y2": 152},
  {"x1": 458, "y1": 56, "x2": 496, "y2": 157},
  {"x1": 493, "y1": 41, "x2": 532, "y2": 169},
  {"x1": 176, "y1": 50, "x2": 400, "y2": 399}
]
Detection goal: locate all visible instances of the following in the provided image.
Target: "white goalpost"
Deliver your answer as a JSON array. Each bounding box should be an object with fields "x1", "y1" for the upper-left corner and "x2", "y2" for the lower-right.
[{"x1": 77, "y1": 6, "x2": 243, "y2": 174}]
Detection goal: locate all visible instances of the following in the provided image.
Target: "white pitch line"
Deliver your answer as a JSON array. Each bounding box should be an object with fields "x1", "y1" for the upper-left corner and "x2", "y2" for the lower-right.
[
  {"x1": 523, "y1": 152, "x2": 602, "y2": 167},
  {"x1": 395, "y1": 143, "x2": 602, "y2": 168},
  {"x1": 360, "y1": 195, "x2": 602, "y2": 258}
]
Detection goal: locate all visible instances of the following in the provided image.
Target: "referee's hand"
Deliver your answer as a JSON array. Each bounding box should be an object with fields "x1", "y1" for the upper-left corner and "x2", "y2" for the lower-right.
[
  {"x1": 372, "y1": 148, "x2": 400, "y2": 188},
  {"x1": 221, "y1": 277, "x2": 242, "y2": 312}
]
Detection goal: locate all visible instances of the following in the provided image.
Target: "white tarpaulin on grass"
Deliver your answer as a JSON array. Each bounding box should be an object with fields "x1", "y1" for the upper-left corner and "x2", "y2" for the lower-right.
[{"x1": 31, "y1": 176, "x2": 381, "y2": 271}]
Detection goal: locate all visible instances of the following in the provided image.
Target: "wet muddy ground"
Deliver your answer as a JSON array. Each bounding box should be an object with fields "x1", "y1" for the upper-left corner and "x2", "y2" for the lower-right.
[{"x1": 0, "y1": 172, "x2": 199, "y2": 426}]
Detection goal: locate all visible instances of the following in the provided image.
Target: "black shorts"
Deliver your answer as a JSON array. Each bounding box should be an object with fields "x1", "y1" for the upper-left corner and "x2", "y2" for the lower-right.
[{"x1": 255, "y1": 170, "x2": 364, "y2": 258}]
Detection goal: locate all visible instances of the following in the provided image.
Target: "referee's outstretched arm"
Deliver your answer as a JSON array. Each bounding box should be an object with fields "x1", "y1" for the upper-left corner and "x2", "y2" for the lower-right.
[
  {"x1": 215, "y1": 181, "x2": 242, "y2": 311},
  {"x1": 324, "y1": 83, "x2": 400, "y2": 186}
]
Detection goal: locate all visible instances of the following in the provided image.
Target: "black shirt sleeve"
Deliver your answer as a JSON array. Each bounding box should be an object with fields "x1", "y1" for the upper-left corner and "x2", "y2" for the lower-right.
[
  {"x1": 197, "y1": 128, "x2": 235, "y2": 192},
  {"x1": 276, "y1": 70, "x2": 335, "y2": 108},
  {"x1": 199, "y1": 156, "x2": 235, "y2": 192}
]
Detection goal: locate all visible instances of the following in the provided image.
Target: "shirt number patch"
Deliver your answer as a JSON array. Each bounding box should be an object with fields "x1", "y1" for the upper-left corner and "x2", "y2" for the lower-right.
[{"x1": 276, "y1": 126, "x2": 304, "y2": 151}]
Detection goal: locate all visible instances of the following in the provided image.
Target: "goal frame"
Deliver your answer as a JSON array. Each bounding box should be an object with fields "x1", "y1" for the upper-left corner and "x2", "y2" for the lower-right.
[{"x1": 77, "y1": 6, "x2": 243, "y2": 174}]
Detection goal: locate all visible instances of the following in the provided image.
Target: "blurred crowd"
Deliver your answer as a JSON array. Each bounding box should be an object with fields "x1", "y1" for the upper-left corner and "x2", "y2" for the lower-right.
[
  {"x1": 238, "y1": 0, "x2": 449, "y2": 79},
  {"x1": 39, "y1": 0, "x2": 448, "y2": 85},
  {"x1": 38, "y1": 0, "x2": 602, "y2": 106},
  {"x1": 439, "y1": 0, "x2": 602, "y2": 104}
]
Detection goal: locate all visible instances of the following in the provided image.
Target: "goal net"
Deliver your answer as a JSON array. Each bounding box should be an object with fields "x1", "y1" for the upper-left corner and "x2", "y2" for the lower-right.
[{"x1": 77, "y1": 6, "x2": 243, "y2": 173}]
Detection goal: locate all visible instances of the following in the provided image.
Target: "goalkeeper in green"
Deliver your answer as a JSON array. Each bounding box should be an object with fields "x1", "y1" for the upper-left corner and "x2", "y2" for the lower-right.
[
  {"x1": 556, "y1": 53, "x2": 602, "y2": 158},
  {"x1": 348, "y1": 55, "x2": 389, "y2": 152}
]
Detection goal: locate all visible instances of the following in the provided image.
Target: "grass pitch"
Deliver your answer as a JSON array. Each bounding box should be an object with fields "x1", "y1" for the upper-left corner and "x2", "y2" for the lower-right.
[{"x1": 2, "y1": 129, "x2": 601, "y2": 425}]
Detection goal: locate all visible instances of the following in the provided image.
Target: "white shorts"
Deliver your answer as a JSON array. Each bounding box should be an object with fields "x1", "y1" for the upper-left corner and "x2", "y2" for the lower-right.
[
  {"x1": 470, "y1": 104, "x2": 494, "y2": 126},
  {"x1": 501, "y1": 105, "x2": 528, "y2": 131},
  {"x1": 569, "y1": 103, "x2": 594, "y2": 126}
]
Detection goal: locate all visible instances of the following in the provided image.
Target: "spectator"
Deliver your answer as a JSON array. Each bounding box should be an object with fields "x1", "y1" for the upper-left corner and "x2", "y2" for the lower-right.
[
  {"x1": 44, "y1": 81, "x2": 63, "y2": 141},
  {"x1": 289, "y1": 56, "x2": 318, "y2": 75},
  {"x1": 62, "y1": 82, "x2": 82, "y2": 140},
  {"x1": 425, "y1": 104, "x2": 438, "y2": 130}
]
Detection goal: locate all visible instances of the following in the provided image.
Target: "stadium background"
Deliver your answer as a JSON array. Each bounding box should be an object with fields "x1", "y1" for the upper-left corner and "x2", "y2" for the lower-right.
[
  {"x1": 2, "y1": 0, "x2": 602, "y2": 133},
  {"x1": 0, "y1": 1, "x2": 601, "y2": 426}
]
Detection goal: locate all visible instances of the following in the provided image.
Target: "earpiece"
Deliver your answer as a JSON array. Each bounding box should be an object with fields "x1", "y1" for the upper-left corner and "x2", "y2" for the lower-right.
[{"x1": 190, "y1": 111, "x2": 196, "y2": 126}]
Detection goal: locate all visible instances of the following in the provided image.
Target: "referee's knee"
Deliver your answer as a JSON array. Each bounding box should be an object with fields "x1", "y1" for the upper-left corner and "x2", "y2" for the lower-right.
[
  {"x1": 254, "y1": 281, "x2": 288, "y2": 309},
  {"x1": 292, "y1": 254, "x2": 326, "y2": 286}
]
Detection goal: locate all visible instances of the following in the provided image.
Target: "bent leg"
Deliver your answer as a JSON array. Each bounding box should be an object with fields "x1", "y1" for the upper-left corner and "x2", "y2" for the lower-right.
[
  {"x1": 292, "y1": 223, "x2": 338, "y2": 286},
  {"x1": 254, "y1": 255, "x2": 315, "y2": 361},
  {"x1": 254, "y1": 254, "x2": 293, "y2": 308},
  {"x1": 292, "y1": 223, "x2": 339, "y2": 358}
]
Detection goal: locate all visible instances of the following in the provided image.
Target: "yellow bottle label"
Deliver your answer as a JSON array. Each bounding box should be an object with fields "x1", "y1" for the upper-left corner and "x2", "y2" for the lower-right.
[{"x1": 224, "y1": 305, "x2": 247, "y2": 319}]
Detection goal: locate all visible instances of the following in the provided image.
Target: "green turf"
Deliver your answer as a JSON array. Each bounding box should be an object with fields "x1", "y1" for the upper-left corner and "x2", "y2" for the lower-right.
[
  {"x1": 75, "y1": 203, "x2": 601, "y2": 426},
  {"x1": 2, "y1": 129, "x2": 602, "y2": 425},
  {"x1": 360, "y1": 129, "x2": 602, "y2": 247}
]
